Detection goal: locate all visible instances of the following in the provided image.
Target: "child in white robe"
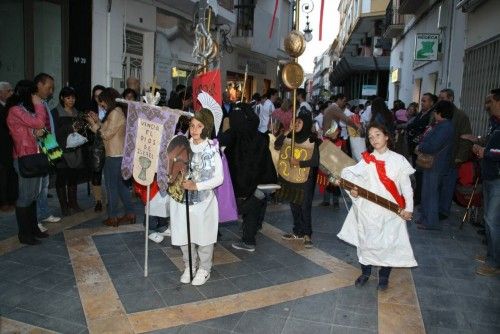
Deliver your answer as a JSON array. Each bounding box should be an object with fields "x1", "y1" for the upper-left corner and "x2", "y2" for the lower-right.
[{"x1": 337, "y1": 123, "x2": 417, "y2": 290}]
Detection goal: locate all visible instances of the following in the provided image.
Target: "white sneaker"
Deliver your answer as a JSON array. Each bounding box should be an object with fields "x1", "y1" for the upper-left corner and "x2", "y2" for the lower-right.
[
  {"x1": 43, "y1": 215, "x2": 61, "y2": 223},
  {"x1": 148, "y1": 232, "x2": 164, "y2": 244},
  {"x1": 38, "y1": 223, "x2": 48, "y2": 233},
  {"x1": 191, "y1": 268, "x2": 210, "y2": 286},
  {"x1": 180, "y1": 266, "x2": 197, "y2": 284},
  {"x1": 158, "y1": 228, "x2": 171, "y2": 237}
]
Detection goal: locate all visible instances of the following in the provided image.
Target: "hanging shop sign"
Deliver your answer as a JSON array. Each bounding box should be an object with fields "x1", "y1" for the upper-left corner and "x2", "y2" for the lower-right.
[
  {"x1": 415, "y1": 33, "x2": 439, "y2": 61},
  {"x1": 362, "y1": 84, "x2": 377, "y2": 96}
]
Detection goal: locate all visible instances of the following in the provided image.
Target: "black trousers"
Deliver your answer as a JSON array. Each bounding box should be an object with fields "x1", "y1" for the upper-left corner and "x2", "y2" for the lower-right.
[
  {"x1": 55, "y1": 167, "x2": 78, "y2": 188},
  {"x1": 361, "y1": 264, "x2": 392, "y2": 281},
  {"x1": 238, "y1": 195, "x2": 267, "y2": 245},
  {"x1": 290, "y1": 177, "x2": 316, "y2": 237}
]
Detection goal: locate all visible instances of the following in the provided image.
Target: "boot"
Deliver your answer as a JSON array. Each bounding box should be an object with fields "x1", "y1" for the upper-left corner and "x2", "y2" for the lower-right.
[
  {"x1": 56, "y1": 186, "x2": 70, "y2": 216},
  {"x1": 67, "y1": 185, "x2": 82, "y2": 213},
  {"x1": 91, "y1": 184, "x2": 103, "y2": 212},
  {"x1": 29, "y1": 202, "x2": 49, "y2": 238},
  {"x1": 15, "y1": 206, "x2": 39, "y2": 245}
]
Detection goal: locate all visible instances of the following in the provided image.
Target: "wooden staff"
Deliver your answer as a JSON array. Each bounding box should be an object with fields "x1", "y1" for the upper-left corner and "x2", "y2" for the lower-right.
[
  {"x1": 241, "y1": 63, "x2": 248, "y2": 103},
  {"x1": 336, "y1": 178, "x2": 402, "y2": 215}
]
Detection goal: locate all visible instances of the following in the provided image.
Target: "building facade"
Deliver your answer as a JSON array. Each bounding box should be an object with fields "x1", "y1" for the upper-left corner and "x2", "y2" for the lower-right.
[
  {"x1": 385, "y1": 0, "x2": 500, "y2": 133},
  {"x1": 329, "y1": 0, "x2": 392, "y2": 100}
]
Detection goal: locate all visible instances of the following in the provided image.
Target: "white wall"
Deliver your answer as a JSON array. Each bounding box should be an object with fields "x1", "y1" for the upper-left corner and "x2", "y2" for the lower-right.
[
  {"x1": 387, "y1": 0, "x2": 466, "y2": 107},
  {"x1": 465, "y1": 0, "x2": 500, "y2": 49}
]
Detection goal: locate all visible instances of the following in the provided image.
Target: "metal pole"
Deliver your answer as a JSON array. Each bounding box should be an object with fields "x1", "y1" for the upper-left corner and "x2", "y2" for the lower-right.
[
  {"x1": 291, "y1": 0, "x2": 301, "y2": 155},
  {"x1": 144, "y1": 184, "x2": 150, "y2": 277},
  {"x1": 185, "y1": 189, "x2": 193, "y2": 280}
]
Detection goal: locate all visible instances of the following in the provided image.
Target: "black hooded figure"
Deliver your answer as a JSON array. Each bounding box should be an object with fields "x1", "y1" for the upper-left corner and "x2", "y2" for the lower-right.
[
  {"x1": 274, "y1": 110, "x2": 320, "y2": 247},
  {"x1": 219, "y1": 103, "x2": 277, "y2": 250}
]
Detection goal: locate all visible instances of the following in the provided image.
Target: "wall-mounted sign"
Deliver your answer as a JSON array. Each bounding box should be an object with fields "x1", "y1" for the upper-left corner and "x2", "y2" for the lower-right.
[
  {"x1": 362, "y1": 84, "x2": 377, "y2": 96},
  {"x1": 415, "y1": 33, "x2": 439, "y2": 61}
]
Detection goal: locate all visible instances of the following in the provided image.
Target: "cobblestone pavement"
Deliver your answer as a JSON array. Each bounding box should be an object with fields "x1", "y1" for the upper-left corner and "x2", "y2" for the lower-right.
[{"x1": 0, "y1": 185, "x2": 499, "y2": 333}]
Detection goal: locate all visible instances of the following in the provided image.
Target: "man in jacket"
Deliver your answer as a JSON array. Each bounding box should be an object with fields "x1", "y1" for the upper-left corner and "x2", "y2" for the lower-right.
[
  {"x1": 437, "y1": 89, "x2": 473, "y2": 221},
  {"x1": 471, "y1": 89, "x2": 500, "y2": 277}
]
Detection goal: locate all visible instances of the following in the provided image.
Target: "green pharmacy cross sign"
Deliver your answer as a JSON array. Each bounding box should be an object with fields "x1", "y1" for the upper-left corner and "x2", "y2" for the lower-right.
[{"x1": 415, "y1": 33, "x2": 439, "y2": 61}]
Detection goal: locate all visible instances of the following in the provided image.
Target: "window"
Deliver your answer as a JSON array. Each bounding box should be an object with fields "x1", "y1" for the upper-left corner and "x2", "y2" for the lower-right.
[
  {"x1": 235, "y1": 0, "x2": 255, "y2": 37},
  {"x1": 123, "y1": 29, "x2": 144, "y2": 84}
]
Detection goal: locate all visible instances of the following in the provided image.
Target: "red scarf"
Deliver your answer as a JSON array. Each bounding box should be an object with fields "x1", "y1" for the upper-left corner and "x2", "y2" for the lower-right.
[{"x1": 362, "y1": 151, "x2": 406, "y2": 209}]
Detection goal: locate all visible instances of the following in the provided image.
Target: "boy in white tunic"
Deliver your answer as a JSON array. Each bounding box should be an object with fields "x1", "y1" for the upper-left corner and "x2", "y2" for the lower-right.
[
  {"x1": 337, "y1": 123, "x2": 417, "y2": 290},
  {"x1": 170, "y1": 108, "x2": 223, "y2": 286}
]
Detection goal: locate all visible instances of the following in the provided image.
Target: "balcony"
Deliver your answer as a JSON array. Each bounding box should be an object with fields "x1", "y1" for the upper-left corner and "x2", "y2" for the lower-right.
[
  {"x1": 398, "y1": 0, "x2": 421, "y2": 14},
  {"x1": 383, "y1": 0, "x2": 404, "y2": 39}
]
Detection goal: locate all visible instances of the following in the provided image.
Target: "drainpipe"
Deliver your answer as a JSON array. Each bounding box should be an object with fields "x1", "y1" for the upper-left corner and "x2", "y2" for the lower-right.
[
  {"x1": 106, "y1": 0, "x2": 112, "y2": 86},
  {"x1": 444, "y1": 0, "x2": 454, "y2": 89}
]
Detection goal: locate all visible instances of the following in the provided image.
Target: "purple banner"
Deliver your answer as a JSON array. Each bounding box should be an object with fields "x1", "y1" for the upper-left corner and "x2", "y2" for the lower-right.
[{"x1": 121, "y1": 101, "x2": 180, "y2": 196}]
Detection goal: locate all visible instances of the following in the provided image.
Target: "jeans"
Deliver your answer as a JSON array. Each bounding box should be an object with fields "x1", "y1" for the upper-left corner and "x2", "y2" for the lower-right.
[
  {"x1": 420, "y1": 170, "x2": 442, "y2": 228},
  {"x1": 37, "y1": 174, "x2": 50, "y2": 220},
  {"x1": 103, "y1": 157, "x2": 133, "y2": 218},
  {"x1": 439, "y1": 167, "x2": 458, "y2": 217},
  {"x1": 13, "y1": 160, "x2": 42, "y2": 208},
  {"x1": 484, "y1": 178, "x2": 500, "y2": 268}
]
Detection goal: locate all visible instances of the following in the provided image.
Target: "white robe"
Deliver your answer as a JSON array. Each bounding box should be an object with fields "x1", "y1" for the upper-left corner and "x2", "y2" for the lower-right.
[
  {"x1": 170, "y1": 139, "x2": 223, "y2": 247},
  {"x1": 337, "y1": 150, "x2": 418, "y2": 268}
]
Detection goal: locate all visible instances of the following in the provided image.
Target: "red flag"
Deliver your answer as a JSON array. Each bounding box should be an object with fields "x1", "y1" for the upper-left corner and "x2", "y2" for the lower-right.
[
  {"x1": 268, "y1": 0, "x2": 279, "y2": 39},
  {"x1": 319, "y1": 0, "x2": 325, "y2": 41},
  {"x1": 192, "y1": 69, "x2": 222, "y2": 111}
]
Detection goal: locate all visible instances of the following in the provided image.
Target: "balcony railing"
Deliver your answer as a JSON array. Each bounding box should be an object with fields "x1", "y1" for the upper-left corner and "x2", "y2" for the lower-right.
[{"x1": 383, "y1": 0, "x2": 404, "y2": 39}]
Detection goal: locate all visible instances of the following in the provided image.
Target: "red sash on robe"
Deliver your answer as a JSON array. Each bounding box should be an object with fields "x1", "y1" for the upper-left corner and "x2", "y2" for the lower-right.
[{"x1": 362, "y1": 151, "x2": 406, "y2": 209}]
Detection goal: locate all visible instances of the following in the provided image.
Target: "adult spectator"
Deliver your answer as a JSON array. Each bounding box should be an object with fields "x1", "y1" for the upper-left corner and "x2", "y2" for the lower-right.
[
  {"x1": 297, "y1": 88, "x2": 312, "y2": 116},
  {"x1": 323, "y1": 94, "x2": 348, "y2": 141},
  {"x1": 251, "y1": 93, "x2": 262, "y2": 116},
  {"x1": 371, "y1": 97, "x2": 395, "y2": 136},
  {"x1": 468, "y1": 89, "x2": 500, "y2": 276},
  {"x1": 258, "y1": 88, "x2": 278, "y2": 134},
  {"x1": 126, "y1": 77, "x2": 141, "y2": 98},
  {"x1": 122, "y1": 88, "x2": 138, "y2": 101},
  {"x1": 88, "y1": 85, "x2": 105, "y2": 212},
  {"x1": 0, "y1": 81, "x2": 17, "y2": 211},
  {"x1": 34, "y1": 73, "x2": 61, "y2": 230},
  {"x1": 271, "y1": 98, "x2": 293, "y2": 134},
  {"x1": 6, "y1": 80, "x2": 49, "y2": 244},
  {"x1": 415, "y1": 100, "x2": 455, "y2": 230},
  {"x1": 86, "y1": 88, "x2": 135, "y2": 226},
  {"x1": 50, "y1": 87, "x2": 84, "y2": 216},
  {"x1": 360, "y1": 95, "x2": 377, "y2": 126},
  {"x1": 437, "y1": 88, "x2": 473, "y2": 221},
  {"x1": 393, "y1": 100, "x2": 408, "y2": 124},
  {"x1": 407, "y1": 93, "x2": 437, "y2": 205}
]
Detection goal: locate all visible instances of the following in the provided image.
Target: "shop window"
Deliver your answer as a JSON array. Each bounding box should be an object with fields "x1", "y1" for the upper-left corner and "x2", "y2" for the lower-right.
[{"x1": 235, "y1": 0, "x2": 255, "y2": 37}]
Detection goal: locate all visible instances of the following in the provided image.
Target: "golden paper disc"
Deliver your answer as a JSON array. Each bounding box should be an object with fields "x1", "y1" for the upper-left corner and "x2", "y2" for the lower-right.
[
  {"x1": 284, "y1": 30, "x2": 306, "y2": 58},
  {"x1": 282, "y1": 62, "x2": 304, "y2": 89}
]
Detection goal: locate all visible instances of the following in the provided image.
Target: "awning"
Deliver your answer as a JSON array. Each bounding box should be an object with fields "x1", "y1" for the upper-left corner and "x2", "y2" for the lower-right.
[{"x1": 329, "y1": 55, "x2": 390, "y2": 85}]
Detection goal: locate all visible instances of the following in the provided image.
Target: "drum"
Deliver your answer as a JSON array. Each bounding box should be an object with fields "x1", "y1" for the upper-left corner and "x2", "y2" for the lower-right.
[{"x1": 319, "y1": 140, "x2": 356, "y2": 180}]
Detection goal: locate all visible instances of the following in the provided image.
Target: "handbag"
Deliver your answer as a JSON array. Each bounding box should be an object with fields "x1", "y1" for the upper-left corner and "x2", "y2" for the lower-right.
[
  {"x1": 38, "y1": 130, "x2": 63, "y2": 163},
  {"x1": 415, "y1": 145, "x2": 448, "y2": 169},
  {"x1": 91, "y1": 131, "x2": 106, "y2": 172},
  {"x1": 63, "y1": 148, "x2": 84, "y2": 169},
  {"x1": 18, "y1": 153, "x2": 50, "y2": 177}
]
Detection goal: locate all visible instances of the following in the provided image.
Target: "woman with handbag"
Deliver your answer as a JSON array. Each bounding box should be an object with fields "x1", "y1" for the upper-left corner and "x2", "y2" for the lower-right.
[
  {"x1": 50, "y1": 86, "x2": 85, "y2": 216},
  {"x1": 88, "y1": 85, "x2": 106, "y2": 212},
  {"x1": 415, "y1": 100, "x2": 455, "y2": 230},
  {"x1": 86, "y1": 88, "x2": 135, "y2": 227},
  {"x1": 6, "y1": 80, "x2": 50, "y2": 245}
]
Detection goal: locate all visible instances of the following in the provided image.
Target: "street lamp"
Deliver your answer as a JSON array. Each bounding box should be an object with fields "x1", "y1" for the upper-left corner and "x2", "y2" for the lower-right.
[{"x1": 302, "y1": 1, "x2": 313, "y2": 42}]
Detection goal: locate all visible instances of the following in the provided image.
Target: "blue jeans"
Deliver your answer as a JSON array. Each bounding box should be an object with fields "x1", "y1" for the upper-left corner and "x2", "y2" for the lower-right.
[
  {"x1": 36, "y1": 174, "x2": 51, "y2": 220},
  {"x1": 439, "y1": 167, "x2": 457, "y2": 217},
  {"x1": 103, "y1": 157, "x2": 133, "y2": 218},
  {"x1": 484, "y1": 178, "x2": 500, "y2": 268},
  {"x1": 420, "y1": 170, "x2": 442, "y2": 228},
  {"x1": 13, "y1": 160, "x2": 42, "y2": 208}
]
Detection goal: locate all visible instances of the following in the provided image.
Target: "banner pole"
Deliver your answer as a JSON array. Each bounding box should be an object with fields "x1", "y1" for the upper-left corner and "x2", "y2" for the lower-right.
[{"x1": 144, "y1": 184, "x2": 150, "y2": 277}]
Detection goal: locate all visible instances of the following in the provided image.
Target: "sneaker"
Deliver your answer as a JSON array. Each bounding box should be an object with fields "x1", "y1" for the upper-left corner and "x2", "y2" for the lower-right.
[
  {"x1": 475, "y1": 254, "x2": 486, "y2": 263},
  {"x1": 37, "y1": 223, "x2": 48, "y2": 233},
  {"x1": 191, "y1": 268, "x2": 210, "y2": 286},
  {"x1": 282, "y1": 233, "x2": 304, "y2": 240},
  {"x1": 476, "y1": 264, "x2": 500, "y2": 277},
  {"x1": 303, "y1": 236, "x2": 313, "y2": 248},
  {"x1": 148, "y1": 232, "x2": 164, "y2": 244},
  {"x1": 232, "y1": 241, "x2": 256, "y2": 252},
  {"x1": 158, "y1": 228, "x2": 171, "y2": 237},
  {"x1": 180, "y1": 266, "x2": 196, "y2": 284},
  {"x1": 42, "y1": 215, "x2": 61, "y2": 223}
]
